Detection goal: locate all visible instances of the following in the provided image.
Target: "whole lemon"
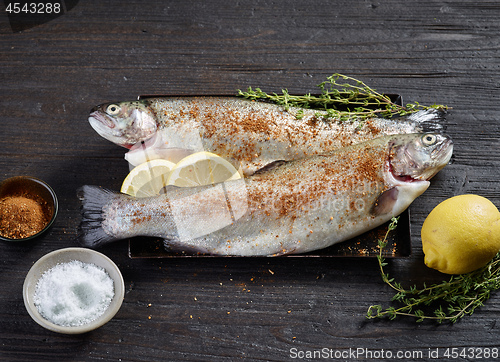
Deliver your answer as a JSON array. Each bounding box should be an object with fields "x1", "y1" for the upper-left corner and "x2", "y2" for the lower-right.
[{"x1": 421, "y1": 194, "x2": 500, "y2": 274}]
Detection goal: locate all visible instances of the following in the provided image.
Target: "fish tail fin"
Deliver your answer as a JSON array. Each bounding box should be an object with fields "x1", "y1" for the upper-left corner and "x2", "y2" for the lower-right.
[
  {"x1": 406, "y1": 108, "x2": 447, "y2": 133},
  {"x1": 77, "y1": 185, "x2": 120, "y2": 248}
]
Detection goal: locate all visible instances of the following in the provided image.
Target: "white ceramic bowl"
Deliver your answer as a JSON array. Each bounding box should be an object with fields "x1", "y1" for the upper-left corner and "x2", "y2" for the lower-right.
[{"x1": 23, "y1": 247, "x2": 125, "y2": 334}]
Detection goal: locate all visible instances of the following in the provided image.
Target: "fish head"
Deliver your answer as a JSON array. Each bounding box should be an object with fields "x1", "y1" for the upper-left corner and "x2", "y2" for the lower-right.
[
  {"x1": 88, "y1": 101, "x2": 158, "y2": 148},
  {"x1": 370, "y1": 133, "x2": 453, "y2": 217},
  {"x1": 389, "y1": 133, "x2": 453, "y2": 182}
]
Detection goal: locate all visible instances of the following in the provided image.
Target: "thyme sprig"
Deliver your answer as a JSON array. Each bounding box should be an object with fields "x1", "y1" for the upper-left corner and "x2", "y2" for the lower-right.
[
  {"x1": 237, "y1": 73, "x2": 447, "y2": 122},
  {"x1": 367, "y1": 217, "x2": 500, "y2": 323}
]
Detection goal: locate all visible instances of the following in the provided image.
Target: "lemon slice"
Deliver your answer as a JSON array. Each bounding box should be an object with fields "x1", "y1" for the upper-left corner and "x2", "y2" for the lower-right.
[
  {"x1": 121, "y1": 159, "x2": 176, "y2": 197},
  {"x1": 166, "y1": 152, "x2": 242, "y2": 187}
]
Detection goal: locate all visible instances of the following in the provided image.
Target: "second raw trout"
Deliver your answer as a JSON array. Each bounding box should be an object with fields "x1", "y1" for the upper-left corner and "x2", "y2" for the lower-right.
[{"x1": 78, "y1": 133, "x2": 453, "y2": 256}]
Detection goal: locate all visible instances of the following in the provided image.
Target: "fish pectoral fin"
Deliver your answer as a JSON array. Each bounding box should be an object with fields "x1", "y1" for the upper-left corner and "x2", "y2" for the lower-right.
[
  {"x1": 370, "y1": 187, "x2": 399, "y2": 216},
  {"x1": 253, "y1": 160, "x2": 288, "y2": 175}
]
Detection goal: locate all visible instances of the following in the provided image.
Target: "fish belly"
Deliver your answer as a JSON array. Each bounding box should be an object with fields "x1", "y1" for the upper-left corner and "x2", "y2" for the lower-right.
[
  {"x1": 101, "y1": 136, "x2": 430, "y2": 256},
  {"x1": 170, "y1": 144, "x2": 390, "y2": 255}
]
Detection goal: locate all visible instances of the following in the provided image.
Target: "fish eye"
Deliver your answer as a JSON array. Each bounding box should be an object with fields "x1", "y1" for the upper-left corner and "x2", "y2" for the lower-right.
[
  {"x1": 422, "y1": 134, "x2": 437, "y2": 146},
  {"x1": 106, "y1": 104, "x2": 121, "y2": 116}
]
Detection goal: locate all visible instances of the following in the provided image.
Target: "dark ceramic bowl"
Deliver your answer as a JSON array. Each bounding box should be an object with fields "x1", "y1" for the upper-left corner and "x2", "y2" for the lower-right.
[{"x1": 0, "y1": 176, "x2": 58, "y2": 241}]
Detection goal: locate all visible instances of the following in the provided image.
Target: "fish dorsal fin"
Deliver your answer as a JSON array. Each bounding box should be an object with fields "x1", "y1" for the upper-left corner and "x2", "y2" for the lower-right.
[{"x1": 253, "y1": 160, "x2": 288, "y2": 175}]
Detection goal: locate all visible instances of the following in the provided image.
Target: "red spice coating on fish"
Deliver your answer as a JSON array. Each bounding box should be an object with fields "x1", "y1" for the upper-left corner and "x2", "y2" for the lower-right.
[
  {"x1": 78, "y1": 133, "x2": 453, "y2": 256},
  {"x1": 89, "y1": 97, "x2": 446, "y2": 175}
]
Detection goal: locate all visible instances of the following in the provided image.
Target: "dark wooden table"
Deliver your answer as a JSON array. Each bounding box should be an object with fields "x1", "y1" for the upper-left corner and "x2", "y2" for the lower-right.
[{"x1": 1, "y1": 1, "x2": 499, "y2": 360}]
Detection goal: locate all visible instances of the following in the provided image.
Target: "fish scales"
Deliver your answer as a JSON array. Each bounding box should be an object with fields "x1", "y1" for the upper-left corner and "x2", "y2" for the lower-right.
[
  {"x1": 88, "y1": 97, "x2": 446, "y2": 175},
  {"x1": 150, "y1": 97, "x2": 364, "y2": 174},
  {"x1": 146, "y1": 97, "x2": 440, "y2": 174},
  {"x1": 78, "y1": 133, "x2": 453, "y2": 256}
]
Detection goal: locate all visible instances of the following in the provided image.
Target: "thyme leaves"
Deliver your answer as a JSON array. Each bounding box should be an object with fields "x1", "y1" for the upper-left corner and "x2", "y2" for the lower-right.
[
  {"x1": 367, "y1": 217, "x2": 500, "y2": 323},
  {"x1": 237, "y1": 73, "x2": 448, "y2": 122}
]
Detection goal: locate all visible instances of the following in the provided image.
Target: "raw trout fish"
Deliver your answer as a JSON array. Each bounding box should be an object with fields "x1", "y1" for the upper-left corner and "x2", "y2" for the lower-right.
[
  {"x1": 88, "y1": 97, "x2": 446, "y2": 175},
  {"x1": 78, "y1": 133, "x2": 453, "y2": 256}
]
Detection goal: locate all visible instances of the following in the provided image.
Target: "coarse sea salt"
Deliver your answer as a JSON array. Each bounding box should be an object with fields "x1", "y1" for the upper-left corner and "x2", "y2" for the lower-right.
[{"x1": 33, "y1": 260, "x2": 114, "y2": 327}]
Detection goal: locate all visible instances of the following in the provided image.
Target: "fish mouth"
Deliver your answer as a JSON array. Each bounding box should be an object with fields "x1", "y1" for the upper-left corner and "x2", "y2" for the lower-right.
[
  {"x1": 88, "y1": 112, "x2": 132, "y2": 148},
  {"x1": 388, "y1": 162, "x2": 419, "y2": 183},
  {"x1": 386, "y1": 141, "x2": 419, "y2": 183},
  {"x1": 432, "y1": 138, "x2": 454, "y2": 162},
  {"x1": 88, "y1": 111, "x2": 150, "y2": 149},
  {"x1": 88, "y1": 115, "x2": 108, "y2": 137},
  {"x1": 422, "y1": 137, "x2": 454, "y2": 180},
  {"x1": 89, "y1": 111, "x2": 115, "y2": 129}
]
